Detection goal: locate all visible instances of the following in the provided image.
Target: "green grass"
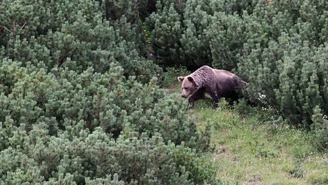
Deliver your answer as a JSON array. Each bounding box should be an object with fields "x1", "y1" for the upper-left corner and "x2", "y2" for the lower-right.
[
  {"x1": 166, "y1": 77, "x2": 328, "y2": 185},
  {"x1": 192, "y1": 99, "x2": 328, "y2": 184}
]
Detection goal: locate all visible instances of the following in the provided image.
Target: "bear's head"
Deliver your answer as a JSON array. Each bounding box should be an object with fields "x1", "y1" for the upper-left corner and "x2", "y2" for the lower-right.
[{"x1": 177, "y1": 76, "x2": 199, "y2": 98}]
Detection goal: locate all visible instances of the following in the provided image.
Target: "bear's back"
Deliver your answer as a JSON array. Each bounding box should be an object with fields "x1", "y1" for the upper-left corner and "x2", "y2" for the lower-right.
[
  {"x1": 213, "y1": 69, "x2": 247, "y2": 91},
  {"x1": 213, "y1": 69, "x2": 236, "y2": 81}
]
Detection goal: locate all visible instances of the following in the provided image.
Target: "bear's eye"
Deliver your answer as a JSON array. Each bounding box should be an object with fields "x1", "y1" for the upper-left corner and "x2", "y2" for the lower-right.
[{"x1": 183, "y1": 87, "x2": 188, "y2": 90}]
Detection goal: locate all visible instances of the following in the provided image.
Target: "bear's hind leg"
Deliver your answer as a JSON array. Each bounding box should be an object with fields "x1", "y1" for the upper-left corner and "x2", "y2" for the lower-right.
[{"x1": 208, "y1": 91, "x2": 219, "y2": 108}]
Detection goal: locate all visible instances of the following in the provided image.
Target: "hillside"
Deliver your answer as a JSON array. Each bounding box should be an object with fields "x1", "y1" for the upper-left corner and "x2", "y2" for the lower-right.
[
  {"x1": 168, "y1": 81, "x2": 328, "y2": 185},
  {"x1": 1, "y1": 0, "x2": 328, "y2": 184}
]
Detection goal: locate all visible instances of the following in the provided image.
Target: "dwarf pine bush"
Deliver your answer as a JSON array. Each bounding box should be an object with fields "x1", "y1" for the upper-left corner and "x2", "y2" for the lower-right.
[
  {"x1": 238, "y1": 33, "x2": 328, "y2": 128},
  {"x1": 234, "y1": 1, "x2": 328, "y2": 128},
  {"x1": 0, "y1": 0, "x2": 162, "y2": 83},
  {"x1": 146, "y1": 0, "x2": 217, "y2": 69},
  {"x1": 146, "y1": 0, "x2": 260, "y2": 70},
  {"x1": 209, "y1": 0, "x2": 328, "y2": 130},
  {"x1": 0, "y1": 60, "x2": 209, "y2": 148},
  {"x1": 311, "y1": 106, "x2": 328, "y2": 150},
  {"x1": 0, "y1": 60, "x2": 217, "y2": 184},
  {"x1": 0, "y1": 127, "x2": 215, "y2": 184},
  {"x1": 0, "y1": 0, "x2": 219, "y2": 183},
  {"x1": 146, "y1": 0, "x2": 328, "y2": 145}
]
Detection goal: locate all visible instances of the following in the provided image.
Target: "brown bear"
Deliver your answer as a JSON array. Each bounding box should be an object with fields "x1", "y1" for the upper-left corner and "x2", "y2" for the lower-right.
[{"x1": 178, "y1": 65, "x2": 247, "y2": 108}]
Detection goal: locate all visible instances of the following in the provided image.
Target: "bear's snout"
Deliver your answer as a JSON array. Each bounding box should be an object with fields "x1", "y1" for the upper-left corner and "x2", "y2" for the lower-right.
[{"x1": 181, "y1": 94, "x2": 187, "y2": 98}]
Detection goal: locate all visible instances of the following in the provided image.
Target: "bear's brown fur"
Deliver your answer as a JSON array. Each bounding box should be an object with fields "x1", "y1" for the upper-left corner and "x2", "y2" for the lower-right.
[{"x1": 178, "y1": 65, "x2": 247, "y2": 108}]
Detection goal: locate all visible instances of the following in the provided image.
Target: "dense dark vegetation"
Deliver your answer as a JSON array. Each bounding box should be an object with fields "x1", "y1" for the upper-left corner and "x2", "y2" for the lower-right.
[{"x1": 0, "y1": 0, "x2": 327, "y2": 184}]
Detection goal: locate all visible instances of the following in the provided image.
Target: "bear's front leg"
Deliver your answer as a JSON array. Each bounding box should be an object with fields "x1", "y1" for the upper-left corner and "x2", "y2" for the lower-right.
[
  {"x1": 212, "y1": 97, "x2": 219, "y2": 108},
  {"x1": 188, "y1": 88, "x2": 205, "y2": 108},
  {"x1": 188, "y1": 98, "x2": 195, "y2": 108}
]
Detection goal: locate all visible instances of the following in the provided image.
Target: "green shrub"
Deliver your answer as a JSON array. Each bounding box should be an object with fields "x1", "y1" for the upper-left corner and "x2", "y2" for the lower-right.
[
  {"x1": 209, "y1": 0, "x2": 328, "y2": 130},
  {"x1": 238, "y1": 32, "x2": 328, "y2": 128},
  {"x1": 146, "y1": 0, "x2": 217, "y2": 69},
  {"x1": 0, "y1": 60, "x2": 216, "y2": 184},
  {"x1": 0, "y1": 0, "x2": 221, "y2": 184},
  {"x1": 0, "y1": 60, "x2": 209, "y2": 148},
  {"x1": 162, "y1": 66, "x2": 189, "y2": 88},
  {"x1": 0, "y1": 128, "x2": 218, "y2": 184},
  {"x1": 208, "y1": 12, "x2": 247, "y2": 70},
  {"x1": 311, "y1": 106, "x2": 328, "y2": 151},
  {"x1": 145, "y1": 0, "x2": 264, "y2": 70},
  {"x1": 0, "y1": 0, "x2": 161, "y2": 83},
  {"x1": 145, "y1": 0, "x2": 185, "y2": 67}
]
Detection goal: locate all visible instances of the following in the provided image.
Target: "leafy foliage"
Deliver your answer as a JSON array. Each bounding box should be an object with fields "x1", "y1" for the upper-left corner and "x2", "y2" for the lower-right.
[
  {"x1": 0, "y1": 128, "x2": 213, "y2": 184},
  {"x1": 0, "y1": 60, "x2": 216, "y2": 184},
  {"x1": 311, "y1": 106, "x2": 328, "y2": 150},
  {"x1": 0, "y1": 0, "x2": 161, "y2": 83},
  {"x1": 146, "y1": 0, "x2": 217, "y2": 69},
  {"x1": 0, "y1": 0, "x2": 218, "y2": 184},
  {"x1": 235, "y1": 1, "x2": 328, "y2": 128},
  {"x1": 0, "y1": 60, "x2": 210, "y2": 148},
  {"x1": 147, "y1": 0, "x2": 328, "y2": 132},
  {"x1": 2, "y1": 0, "x2": 328, "y2": 183},
  {"x1": 146, "y1": 0, "x2": 261, "y2": 70}
]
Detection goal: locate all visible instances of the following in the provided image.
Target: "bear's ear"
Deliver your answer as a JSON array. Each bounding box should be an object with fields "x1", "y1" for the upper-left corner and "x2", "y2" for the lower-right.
[
  {"x1": 177, "y1": 76, "x2": 185, "y2": 81},
  {"x1": 187, "y1": 76, "x2": 199, "y2": 88}
]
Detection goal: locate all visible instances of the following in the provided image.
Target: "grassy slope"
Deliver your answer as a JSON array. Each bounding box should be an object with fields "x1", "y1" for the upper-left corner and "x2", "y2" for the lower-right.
[{"x1": 168, "y1": 83, "x2": 328, "y2": 185}]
